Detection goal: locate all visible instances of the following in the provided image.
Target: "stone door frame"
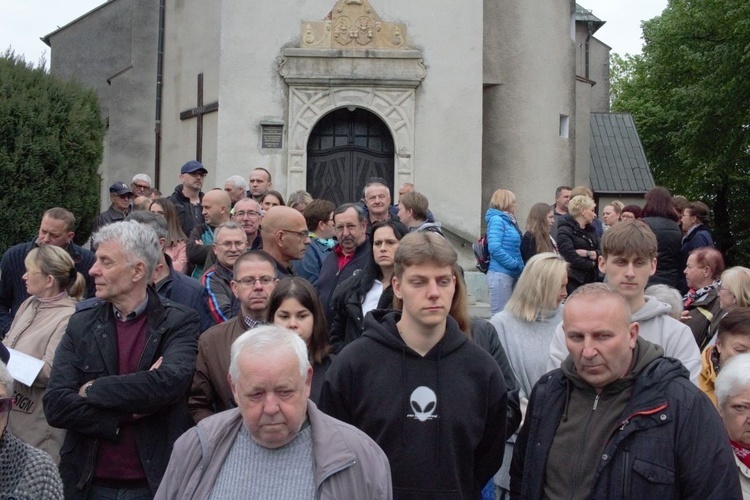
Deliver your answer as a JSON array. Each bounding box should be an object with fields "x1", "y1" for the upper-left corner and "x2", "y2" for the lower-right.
[{"x1": 279, "y1": 48, "x2": 426, "y2": 195}]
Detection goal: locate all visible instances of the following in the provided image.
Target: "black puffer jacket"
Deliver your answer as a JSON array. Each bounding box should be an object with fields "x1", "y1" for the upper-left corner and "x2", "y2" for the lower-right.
[
  {"x1": 510, "y1": 343, "x2": 742, "y2": 499},
  {"x1": 643, "y1": 216, "x2": 682, "y2": 288},
  {"x1": 556, "y1": 214, "x2": 600, "y2": 292}
]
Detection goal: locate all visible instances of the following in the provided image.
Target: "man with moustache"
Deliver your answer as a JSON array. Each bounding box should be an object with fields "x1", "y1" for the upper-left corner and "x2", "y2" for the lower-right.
[
  {"x1": 189, "y1": 251, "x2": 279, "y2": 423},
  {"x1": 316, "y1": 203, "x2": 371, "y2": 324},
  {"x1": 202, "y1": 222, "x2": 248, "y2": 324}
]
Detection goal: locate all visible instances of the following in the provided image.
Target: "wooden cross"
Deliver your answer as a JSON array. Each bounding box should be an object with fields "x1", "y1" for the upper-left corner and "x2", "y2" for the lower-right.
[{"x1": 180, "y1": 73, "x2": 219, "y2": 162}]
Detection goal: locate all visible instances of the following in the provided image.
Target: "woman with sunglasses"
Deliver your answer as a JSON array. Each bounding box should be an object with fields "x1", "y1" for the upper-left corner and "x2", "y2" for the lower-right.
[
  {"x1": 0, "y1": 344, "x2": 63, "y2": 497},
  {"x1": 2, "y1": 245, "x2": 85, "y2": 463},
  {"x1": 268, "y1": 277, "x2": 333, "y2": 404}
]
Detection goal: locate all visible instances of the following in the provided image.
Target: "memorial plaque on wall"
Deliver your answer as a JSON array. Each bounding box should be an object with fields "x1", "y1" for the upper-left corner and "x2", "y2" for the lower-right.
[{"x1": 261, "y1": 124, "x2": 284, "y2": 149}]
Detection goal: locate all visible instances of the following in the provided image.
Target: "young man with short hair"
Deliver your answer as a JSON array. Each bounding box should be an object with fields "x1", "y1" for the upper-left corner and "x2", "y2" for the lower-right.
[
  {"x1": 320, "y1": 232, "x2": 507, "y2": 499},
  {"x1": 548, "y1": 220, "x2": 701, "y2": 382}
]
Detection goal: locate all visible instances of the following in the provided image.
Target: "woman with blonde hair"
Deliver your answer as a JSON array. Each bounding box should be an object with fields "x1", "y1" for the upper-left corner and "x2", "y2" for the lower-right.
[
  {"x1": 3, "y1": 245, "x2": 85, "y2": 462},
  {"x1": 489, "y1": 252, "x2": 568, "y2": 497},
  {"x1": 556, "y1": 195, "x2": 600, "y2": 294},
  {"x1": 520, "y1": 202, "x2": 558, "y2": 263},
  {"x1": 485, "y1": 189, "x2": 524, "y2": 314},
  {"x1": 706, "y1": 266, "x2": 750, "y2": 345}
]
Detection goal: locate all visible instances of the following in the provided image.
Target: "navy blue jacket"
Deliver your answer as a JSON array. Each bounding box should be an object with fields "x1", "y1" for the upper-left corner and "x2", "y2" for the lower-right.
[
  {"x1": 156, "y1": 259, "x2": 215, "y2": 334},
  {"x1": 0, "y1": 239, "x2": 95, "y2": 336},
  {"x1": 510, "y1": 355, "x2": 741, "y2": 499}
]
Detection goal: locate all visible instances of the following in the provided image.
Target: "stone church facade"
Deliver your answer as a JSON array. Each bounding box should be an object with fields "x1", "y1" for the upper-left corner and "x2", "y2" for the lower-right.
[{"x1": 45, "y1": 0, "x2": 614, "y2": 258}]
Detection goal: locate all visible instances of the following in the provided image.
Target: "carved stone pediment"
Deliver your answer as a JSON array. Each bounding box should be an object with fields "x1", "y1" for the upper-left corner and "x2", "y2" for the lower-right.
[{"x1": 301, "y1": 0, "x2": 409, "y2": 50}]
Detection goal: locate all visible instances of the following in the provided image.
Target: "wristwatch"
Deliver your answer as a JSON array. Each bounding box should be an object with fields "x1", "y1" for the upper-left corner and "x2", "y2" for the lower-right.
[{"x1": 84, "y1": 381, "x2": 93, "y2": 397}]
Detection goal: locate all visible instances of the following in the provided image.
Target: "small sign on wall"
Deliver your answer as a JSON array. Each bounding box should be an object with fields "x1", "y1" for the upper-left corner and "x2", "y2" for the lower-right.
[{"x1": 261, "y1": 121, "x2": 284, "y2": 149}]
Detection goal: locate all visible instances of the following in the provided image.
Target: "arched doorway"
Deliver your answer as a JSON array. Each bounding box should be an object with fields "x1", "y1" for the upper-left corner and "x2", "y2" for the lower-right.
[{"x1": 306, "y1": 107, "x2": 394, "y2": 206}]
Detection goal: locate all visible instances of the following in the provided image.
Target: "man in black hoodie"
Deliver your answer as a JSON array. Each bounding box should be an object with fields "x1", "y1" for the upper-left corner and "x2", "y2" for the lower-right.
[
  {"x1": 511, "y1": 283, "x2": 741, "y2": 499},
  {"x1": 320, "y1": 231, "x2": 508, "y2": 499}
]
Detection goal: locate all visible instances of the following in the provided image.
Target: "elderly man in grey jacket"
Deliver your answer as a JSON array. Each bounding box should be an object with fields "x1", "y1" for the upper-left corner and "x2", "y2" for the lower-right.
[{"x1": 156, "y1": 325, "x2": 392, "y2": 499}]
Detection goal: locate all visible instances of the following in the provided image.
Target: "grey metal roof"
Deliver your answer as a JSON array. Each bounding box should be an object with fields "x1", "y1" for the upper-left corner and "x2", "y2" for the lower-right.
[
  {"x1": 590, "y1": 113, "x2": 655, "y2": 194},
  {"x1": 575, "y1": 4, "x2": 606, "y2": 32}
]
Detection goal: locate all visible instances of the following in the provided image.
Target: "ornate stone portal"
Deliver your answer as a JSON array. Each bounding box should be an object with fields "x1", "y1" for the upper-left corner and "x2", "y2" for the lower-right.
[{"x1": 279, "y1": 0, "x2": 425, "y2": 193}]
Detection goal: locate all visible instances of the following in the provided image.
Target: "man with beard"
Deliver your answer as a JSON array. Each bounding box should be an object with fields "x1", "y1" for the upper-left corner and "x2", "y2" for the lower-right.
[
  {"x1": 202, "y1": 222, "x2": 248, "y2": 324},
  {"x1": 189, "y1": 250, "x2": 279, "y2": 423},
  {"x1": 316, "y1": 203, "x2": 370, "y2": 324},
  {"x1": 169, "y1": 160, "x2": 208, "y2": 237}
]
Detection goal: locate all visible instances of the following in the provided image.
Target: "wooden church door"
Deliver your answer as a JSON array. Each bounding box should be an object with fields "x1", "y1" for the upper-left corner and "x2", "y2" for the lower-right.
[{"x1": 307, "y1": 108, "x2": 394, "y2": 206}]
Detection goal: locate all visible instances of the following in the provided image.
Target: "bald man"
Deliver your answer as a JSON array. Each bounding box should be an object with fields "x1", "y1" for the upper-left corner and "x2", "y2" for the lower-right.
[
  {"x1": 260, "y1": 206, "x2": 311, "y2": 277},
  {"x1": 188, "y1": 189, "x2": 233, "y2": 278}
]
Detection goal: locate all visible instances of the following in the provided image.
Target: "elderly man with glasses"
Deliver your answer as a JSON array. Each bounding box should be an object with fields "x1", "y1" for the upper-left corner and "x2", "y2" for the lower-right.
[
  {"x1": 202, "y1": 222, "x2": 248, "y2": 324},
  {"x1": 91, "y1": 182, "x2": 133, "y2": 234},
  {"x1": 188, "y1": 250, "x2": 279, "y2": 423},
  {"x1": 231, "y1": 197, "x2": 264, "y2": 250}
]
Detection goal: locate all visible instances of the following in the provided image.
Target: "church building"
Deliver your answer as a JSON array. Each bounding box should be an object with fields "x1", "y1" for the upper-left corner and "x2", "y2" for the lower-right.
[{"x1": 44, "y1": 0, "x2": 640, "y2": 261}]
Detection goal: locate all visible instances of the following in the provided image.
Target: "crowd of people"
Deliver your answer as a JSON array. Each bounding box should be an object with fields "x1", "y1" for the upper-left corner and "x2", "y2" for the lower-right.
[{"x1": 0, "y1": 164, "x2": 748, "y2": 499}]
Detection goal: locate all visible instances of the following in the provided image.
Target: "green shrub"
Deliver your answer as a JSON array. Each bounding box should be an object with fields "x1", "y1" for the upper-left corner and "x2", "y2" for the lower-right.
[{"x1": 0, "y1": 51, "x2": 103, "y2": 254}]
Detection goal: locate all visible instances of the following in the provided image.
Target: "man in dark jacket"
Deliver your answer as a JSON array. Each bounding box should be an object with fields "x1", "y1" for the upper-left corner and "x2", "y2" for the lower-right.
[
  {"x1": 91, "y1": 182, "x2": 133, "y2": 234},
  {"x1": 320, "y1": 232, "x2": 508, "y2": 499},
  {"x1": 168, "y1": 160, "x2": 207, "y2": 237},
  {"x1": 43, "y1": 220, "x2": 199, "y2": 499},
  {"x1": 0, "y1": 207, "x2": 95, "y2": 336},
  {"x1": 510, "y1": 283, "x2": 741, "y2": 499},
  {"x1": 316, "y1": 203, "x2": 371, "y2": 324}
]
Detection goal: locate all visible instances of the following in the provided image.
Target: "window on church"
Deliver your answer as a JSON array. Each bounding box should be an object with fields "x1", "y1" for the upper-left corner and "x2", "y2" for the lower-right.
[{"x1": 559, "y1": 115, "x2": 570, "y2": 138}]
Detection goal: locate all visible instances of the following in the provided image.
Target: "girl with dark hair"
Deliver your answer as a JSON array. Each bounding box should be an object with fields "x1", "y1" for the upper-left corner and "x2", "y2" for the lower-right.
[
  {"x1": 329, "y1": 219, "x2": 409, "y2": 353},
  {"x1": 679, "y1": 201, "x2": 715, "y2": 293},
  {"x1": 267, "y1": 277, "x2": 332, "y2": 403},
  {"x1": 641, "y1": 186, "x2": 682, "y2": 288},
  {"x1": 261, "y1": 190, "x2": 285, "y2": 211}
]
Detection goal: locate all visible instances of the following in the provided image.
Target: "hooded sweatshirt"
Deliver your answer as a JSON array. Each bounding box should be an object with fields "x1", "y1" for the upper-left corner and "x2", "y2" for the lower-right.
[
  {"x1": 548, "y1": 296, "x2": 701, "y2": 383},
  {"x1": 543, "y1": 338, "x2": 663, "y2": 499},
  {"x1": 319, "y1": 309, "x2": 508, "y2": 499}
]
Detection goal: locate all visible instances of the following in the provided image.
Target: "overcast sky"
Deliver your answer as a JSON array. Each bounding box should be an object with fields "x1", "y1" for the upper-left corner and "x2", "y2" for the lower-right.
[{"x1": 1, "y1": 1, "x2": 668, "y2": 68}]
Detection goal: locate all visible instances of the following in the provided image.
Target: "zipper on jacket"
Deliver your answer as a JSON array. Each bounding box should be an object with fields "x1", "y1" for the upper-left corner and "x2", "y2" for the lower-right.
[
  {"x1": 618, "y1": 402, "x2": 668, "y2": 431},
  {"x1": 317, "y1": 459, "x2": 357, "y2": 488},
  {"x1": 592, "y1": 394, "x2": 600, "y2": 411}
]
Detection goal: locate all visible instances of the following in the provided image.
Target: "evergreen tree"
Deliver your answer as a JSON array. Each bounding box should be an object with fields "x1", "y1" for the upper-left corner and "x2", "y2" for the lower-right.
[
  {"x1": 612, "y1": 0, "x2": 750, "y2": 264},
  {"x1": 0, "y1": 51, "x2": 103, "y2": 254}
]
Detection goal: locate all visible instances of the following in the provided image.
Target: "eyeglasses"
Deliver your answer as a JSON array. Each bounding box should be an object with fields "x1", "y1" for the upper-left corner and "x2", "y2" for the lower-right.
[
  {"x1": 234, "y1": 210, "x2": 262, "y2": 219},
  {"x1": 133, "y1": 183, "x2": 150, "y2": 190},
  {"x1": 188, "y1": 172, "x2": 207, "y2": 178},
  {"x1": 215, "y1": 241, "x2": 247, "y2": 250},
  {"x1": 0, "y1": 397, "x2": 13, "y2": 413},
  {"x1": 116, "y1": 193, "x2": 134, "y2": 199},
  {"x1": 235, "y1": 276, "x2": 276, "y2": 286},
  {"x1": 281, "y1": 229, "x2": 310, "y2": 239}
]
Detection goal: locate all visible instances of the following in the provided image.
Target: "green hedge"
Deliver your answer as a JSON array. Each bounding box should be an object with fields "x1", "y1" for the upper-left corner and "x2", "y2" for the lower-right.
[{"x1": 0, "y1": 52, "x2": 103, "y2": 254}]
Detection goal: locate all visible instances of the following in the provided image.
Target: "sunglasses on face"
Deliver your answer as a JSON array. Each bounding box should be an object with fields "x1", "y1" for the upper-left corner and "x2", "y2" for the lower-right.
[{"x1": 0, "y1": 397, "x2": 13, "y2": 413}]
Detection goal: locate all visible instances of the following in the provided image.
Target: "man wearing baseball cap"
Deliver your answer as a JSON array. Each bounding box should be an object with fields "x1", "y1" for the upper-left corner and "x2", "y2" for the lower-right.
[
  {"x1": 169, "y1": 160, "x2": 208, "y2": 238},
  {"x1": 91, "y1": 181, "x2": 133, "y2": 234}
]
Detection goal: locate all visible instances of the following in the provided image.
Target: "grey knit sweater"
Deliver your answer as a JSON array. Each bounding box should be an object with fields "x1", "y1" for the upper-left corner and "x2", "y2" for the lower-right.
[{"x1": 0, "y1": 430, "x2": 63, "y2": 499}]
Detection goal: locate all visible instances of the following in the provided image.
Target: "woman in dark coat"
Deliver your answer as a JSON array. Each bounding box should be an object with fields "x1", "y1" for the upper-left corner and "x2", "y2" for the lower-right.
[
  {"x1": 642, "y1": 186, "x2": 682, "y2": 288},
  {"x1": 556, "y1": 195, "x2": 600, "y2": 294},
  {"x1": 679, "y1": 201, "x2": 715, "y2": 293},
  {"x1": 328, "y1": 219, "x2": 408, "y2": 354}
]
